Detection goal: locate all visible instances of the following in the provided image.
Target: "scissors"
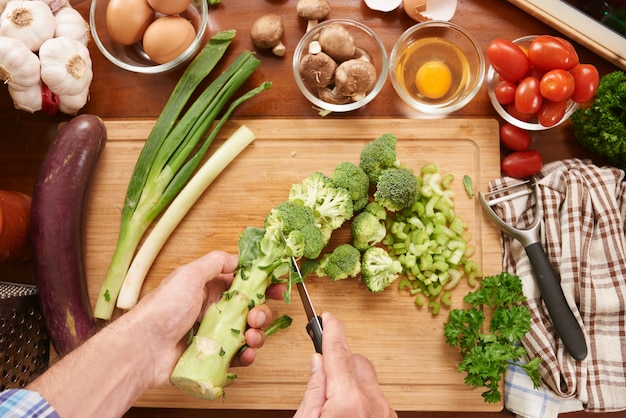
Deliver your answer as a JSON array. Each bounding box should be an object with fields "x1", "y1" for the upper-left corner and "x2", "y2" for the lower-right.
[{"x1": 289, "y1": 255, "x2": 324, "y2": 354}]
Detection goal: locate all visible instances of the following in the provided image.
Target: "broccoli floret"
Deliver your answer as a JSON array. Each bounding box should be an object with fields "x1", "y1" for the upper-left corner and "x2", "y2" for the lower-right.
[
  {"x1": 373, "y1": 167, "x2": 418, "y2": 212},
  {"x1": 361, "y1": 246, "x2": 403, "y2": 292},
  {"x1": 331, "y1": 161, "x2": 371, "y2": 212},
  {"x1": 315, "y1": 243, "x2": 362, "y2": 281},
  {"x1": 359, "y1": 133, "x2": 401, "y2": 184},
  {"x1": 289, "y1": 172, "x2": 354, "y2": 242},
  {"x1": 265, "y1": 200, "x2": 325, "y2": 259},
  {"x1": 571, "y1": 71, "x2": 626, "y2": 170},
  {"x1": 364, "y1": 201, "x2": 387, "y2": 221},
  {"x1": 351, "y1": 211, "x2": 386, "y2": 251}
]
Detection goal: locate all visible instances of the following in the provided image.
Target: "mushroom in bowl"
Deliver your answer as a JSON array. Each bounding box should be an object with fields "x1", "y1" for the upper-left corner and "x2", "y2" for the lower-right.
[{"x1": 292, "y1": 19, "x2": 388, "y2": 113}]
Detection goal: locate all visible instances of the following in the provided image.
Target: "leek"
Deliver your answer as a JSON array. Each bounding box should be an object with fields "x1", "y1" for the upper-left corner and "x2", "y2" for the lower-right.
[{"x1": 94, "y1": 31, "x2": 269, "y2": 320}]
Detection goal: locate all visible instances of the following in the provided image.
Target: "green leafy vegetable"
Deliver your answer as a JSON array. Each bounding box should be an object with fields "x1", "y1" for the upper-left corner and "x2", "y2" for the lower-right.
[
  {"x1": 571, "y1": 70, "x2": 626, "y2": 170},
  {"x1": 443, "y1": 272, "x2": 541, "y2": 404}
]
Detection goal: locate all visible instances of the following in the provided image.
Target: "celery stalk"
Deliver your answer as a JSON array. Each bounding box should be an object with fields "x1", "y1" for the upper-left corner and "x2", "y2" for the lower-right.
[
  {"x1": 94, "y1": 37, "x2": 268, "y2": 320},
  {"x1": 116, "y1": 125, "x2": 257, "y2": 310}
]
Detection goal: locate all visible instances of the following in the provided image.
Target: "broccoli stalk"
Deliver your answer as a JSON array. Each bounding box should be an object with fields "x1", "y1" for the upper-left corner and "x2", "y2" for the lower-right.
[{"x1": 170, "y1": 201, "x2": 324, "y2": 400}]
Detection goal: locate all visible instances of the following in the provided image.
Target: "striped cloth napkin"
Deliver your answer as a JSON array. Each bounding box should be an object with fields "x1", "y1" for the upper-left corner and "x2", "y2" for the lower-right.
[{"x1": 486, "y1": 159, "x2": 626, "y2": 417}]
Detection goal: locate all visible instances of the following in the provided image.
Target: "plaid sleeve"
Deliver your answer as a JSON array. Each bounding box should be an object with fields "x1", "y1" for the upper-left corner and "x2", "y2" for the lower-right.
[{"x1": 0, "y1": 389, "x2": 60, "y2": 418}]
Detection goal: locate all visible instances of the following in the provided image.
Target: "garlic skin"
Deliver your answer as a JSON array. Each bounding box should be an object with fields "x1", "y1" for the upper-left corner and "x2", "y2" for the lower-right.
[
  {"x1": 0, "y1": 1, "x2": 56, "y2": 51},
  {"x1": 0, "y1": 35, "x2": 41, "y2": 91},
  {"x1": 39, "y1": 36, "x2": 93, "y2": 96},
  {"x1": 0, "y1": 0, "x2": 11, "y2": 15},
  {"x1": 54, "y1": 5, "x2": 90, "y2": 46},
  {"x1": 9, "y1": 81, "x2": 43, "y2": 113},
  {"x1": 57, "y1": 86, "x2": 89, "y2": 115},
  {"x1": 26, "y1": 0, "x2": 69, "y2": 13}
]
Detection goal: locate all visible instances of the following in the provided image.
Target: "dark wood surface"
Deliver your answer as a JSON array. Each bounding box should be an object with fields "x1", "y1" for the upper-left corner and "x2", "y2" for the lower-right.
[{"x1": 0, "y1": 0, "x2": 622, "y2": 416}]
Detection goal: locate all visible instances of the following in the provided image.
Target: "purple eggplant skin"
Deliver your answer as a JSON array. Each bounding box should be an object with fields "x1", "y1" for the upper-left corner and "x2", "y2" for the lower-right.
[{"x1": 30, "y1": 114, "x2": 107, "y2": 356}]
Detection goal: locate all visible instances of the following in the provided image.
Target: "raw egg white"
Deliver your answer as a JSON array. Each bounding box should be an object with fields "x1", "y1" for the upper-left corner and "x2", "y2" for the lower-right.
[
  {"x1": 106, "y1": 0, "x2": 154, "y2": 45},
  {"x1": 147, "y1": 0, "x2": 191, "y2": 15},
  {"x1": 142, "y1": 16, "x2": 196, "y2": 64}
]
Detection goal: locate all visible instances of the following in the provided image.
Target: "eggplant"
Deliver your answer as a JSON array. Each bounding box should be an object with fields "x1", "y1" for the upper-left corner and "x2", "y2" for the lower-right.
[{"x1": 30, "y1": 114, "x2": 107, "y2": 356}]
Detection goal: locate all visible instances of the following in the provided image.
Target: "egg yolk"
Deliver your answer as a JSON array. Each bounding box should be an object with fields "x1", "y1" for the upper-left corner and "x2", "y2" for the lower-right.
[{"x1": 414, "y1": 61, "x2": 452, "y2": 100}]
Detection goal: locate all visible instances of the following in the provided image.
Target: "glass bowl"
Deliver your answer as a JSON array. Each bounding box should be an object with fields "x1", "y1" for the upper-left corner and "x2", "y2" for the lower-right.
[
  {"x1": 389, "y1": 20, "x2": 485, "y2": 116},
  {"x1": 292, "y1": 19, "x2": 388, "y2": 113},
  {"x1": 89, "y1": 0, "x2": 208, "y2": 74},
  {"x1": 486, "y1": 35, "x2": 578, "y2": 131}
]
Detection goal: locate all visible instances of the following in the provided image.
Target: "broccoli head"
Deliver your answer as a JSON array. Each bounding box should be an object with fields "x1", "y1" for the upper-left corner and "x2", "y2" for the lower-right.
[
  {"x1": 571, "y1": 71, "x2": 626, "y2": 170},
  {"x1": 315, "y1": 243, "x2": 362, "y2": 281},
  {"x1": 364, "y1": 201, "x2": 387, "y2": 221},
  {"x1": 289, "y1": 172, "x2": 354, "y2": 242},
  {"x1": 359, "y1": 133, "x2": 401, "y2": 184},
  {"x1": 351, "y1": 211, "x2": 387, "y2": 251},
  {"x1": 331, "y1": 161, "x2": 371, "y2": 212},
  {"x1": 361, "y1": 246, "x2": 403, "y2": 292},
  {"x1": 373, "y1": 167, "x2": 418, "y2": 212},
  {"x1": 264, "y1": 200, "x2": 325, "y2": 259}
]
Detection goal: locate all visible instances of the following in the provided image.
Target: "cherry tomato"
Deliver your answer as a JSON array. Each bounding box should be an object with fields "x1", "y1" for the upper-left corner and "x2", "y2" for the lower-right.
[
  {"x1": 540, "y1": 69, "x2": 575, "y2": 102},
  {"x1": 494, "y1": 79, "x2": 517, "y2": 105},
  {"x1": 527, "y1": 35, "x2": 578, "y2": 70},
  {"x1": 487, "y1": 38, "x2": 530, "y2": 82},
  {"x1": 569, "y1": 63, "x2": 600, "y2": 103},
  {"x1": 506, "y1": 103, "x2": 535, "y2": 122},
  {"x1": 537, "y1": 99, "x2": 568, "y2": 127},
  {"x1": 515, "y1": 77, "x2": 543, "y2": 114},
  {"x1": 501, "y1": 150, "x2": 543, "y2": 178},
  {"x1": 500, "y1": 123, "x2": 532, "y2": 151}
]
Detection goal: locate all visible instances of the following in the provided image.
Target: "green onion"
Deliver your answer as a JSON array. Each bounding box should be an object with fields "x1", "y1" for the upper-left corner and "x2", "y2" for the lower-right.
[{"x1": 94, "y1": 31, "x2": 270, "y2": 320}]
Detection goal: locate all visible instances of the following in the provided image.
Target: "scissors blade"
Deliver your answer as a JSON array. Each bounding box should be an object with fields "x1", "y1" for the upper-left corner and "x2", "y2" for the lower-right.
[{"x1": 290, "y1": 255, "x2": 323, "y2": 354}]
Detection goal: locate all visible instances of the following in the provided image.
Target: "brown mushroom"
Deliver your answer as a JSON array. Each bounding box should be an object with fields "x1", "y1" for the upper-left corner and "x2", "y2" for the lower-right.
[
  {"x1": 296, "y1": 0, "x2": 331, "y2": 32},
  {"x1": 334, "y1": 59, "x2": 377, "y2": 101},
  {"x1": 250, "y1": 14, "x2": 286, "y2": 57},
  {"x1": 298, "y1": 51, "x2": 337, "y2": 90},
  {"x1": 317, "y1": 23, "x2": 356, "y2": 62},
  {"x1": 317, "y1": 87, "x2": 352, "y2": 104}
]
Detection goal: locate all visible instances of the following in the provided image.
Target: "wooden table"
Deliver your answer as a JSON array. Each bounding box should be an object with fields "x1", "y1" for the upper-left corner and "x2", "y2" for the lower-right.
[{"x1": 0, "y1": 0, "x2": 622, "y2": 417}]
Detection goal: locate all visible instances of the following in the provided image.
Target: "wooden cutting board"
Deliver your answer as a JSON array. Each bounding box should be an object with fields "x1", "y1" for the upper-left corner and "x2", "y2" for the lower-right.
[{"x1": 84, "y1": 118, "x2": 502, "y2": 411}]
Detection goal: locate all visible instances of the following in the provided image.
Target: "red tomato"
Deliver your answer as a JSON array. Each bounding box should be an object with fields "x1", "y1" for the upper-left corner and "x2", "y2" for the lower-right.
[
  {"x1": 501, "y1": 150, "x2": 543, "y2": 178},
  {"x1": 487, "y1": 39, "x2": 530, "y2": 82},
  {"x1": 500, "y1": 123, "x2": 532, "y2": 151},
  {"x1": 569, "y1": 63, "x2": 600, "y2": 103},
  {"x1": 539, "y1": 69, "x2": 575, "y2": 102},
  {"x1": 515, "y1": 77, "x2": 543, "y2": 114},
  {"x1": 494, "y1": 79, "x2": 517, "y2": 105},
  {"x1": 506, "y1": 103, "x2": 535, "y2": 122},
  {"x1": 537, "y1": 99, "x2": 568, "y2": 127},
  {"x1": 527, "y1": 35, "x2": 578, "y2": 70}
]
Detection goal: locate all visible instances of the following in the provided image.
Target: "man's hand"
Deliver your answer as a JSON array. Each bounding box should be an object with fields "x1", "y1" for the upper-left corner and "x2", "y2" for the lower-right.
[{"x1": 294, "y1": 312, "x2": 397, "y2": 418}]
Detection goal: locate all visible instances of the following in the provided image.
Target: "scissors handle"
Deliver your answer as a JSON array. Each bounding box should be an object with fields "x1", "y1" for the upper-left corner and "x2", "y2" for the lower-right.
[{"x1": 306, "y1": 315, "x2": 323, "y2": 354}]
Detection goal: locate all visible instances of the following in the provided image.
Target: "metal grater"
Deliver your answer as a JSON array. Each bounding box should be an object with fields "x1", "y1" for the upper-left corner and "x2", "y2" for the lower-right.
[{"x1": 0, "y1": 282, "x2": 50, "y2": 391}]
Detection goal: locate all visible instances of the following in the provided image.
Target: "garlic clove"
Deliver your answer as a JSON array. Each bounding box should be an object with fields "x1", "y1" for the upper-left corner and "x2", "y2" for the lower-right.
[
  {"x1": 38, "y1": 0, "x2": 70, "y2": 13},
  {"x1": 9, "y1": 81, "x2": 43, "y2": 113},
  {"x1": 0, "y1": 1, "x2": 56, "y2": 51},
  {"x1": 57, "y1": 86, "x2": 89, "y2": 115},
  {"x1": 39, "y1": 36, "x2": 93, "y2": 96},
  {"x1": 0, "y1": 35, "x2": 41, "y2": 91},
  {"x1": 364, "y1": 0, "x2": 402, "y2": 12},
  {"x1": 54, "y1": 5, "x2": 90, "y2": 46}
]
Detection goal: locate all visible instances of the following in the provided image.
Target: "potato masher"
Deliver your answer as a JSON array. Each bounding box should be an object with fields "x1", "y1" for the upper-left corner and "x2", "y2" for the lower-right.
[{"x1": 479, "y1": 179, "x2": 587, "y2": 361}]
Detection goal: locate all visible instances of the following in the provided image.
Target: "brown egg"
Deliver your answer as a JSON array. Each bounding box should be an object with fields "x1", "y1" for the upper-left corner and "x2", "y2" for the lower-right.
[
  {"x1": 106, "y1": 0, "x2": 154, "y2": 45},
  {"x1": 147, "y1": 0, "x2": 191, "y2": 15},
  {"x1": 142, "y1": 16, "x2": 196, "y2": 64}
]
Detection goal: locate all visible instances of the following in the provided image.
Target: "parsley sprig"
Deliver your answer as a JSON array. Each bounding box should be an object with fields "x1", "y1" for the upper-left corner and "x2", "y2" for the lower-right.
[{"x1": 443, "y1": 272, "x2": 542, "y2": 403}]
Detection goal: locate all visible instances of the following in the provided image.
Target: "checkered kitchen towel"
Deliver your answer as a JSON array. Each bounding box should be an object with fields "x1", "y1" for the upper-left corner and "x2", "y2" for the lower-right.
[{"x1": 487, "y1": 159, "x2": 626, "y2": 417}]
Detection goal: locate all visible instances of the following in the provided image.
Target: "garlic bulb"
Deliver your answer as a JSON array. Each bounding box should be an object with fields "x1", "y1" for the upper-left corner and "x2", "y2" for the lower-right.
[
  {"x1": 0, "y1": 35, "x2": 40, "y2": 91},
  {"x1": 54, "y1": 5, "x2": 90, "y2": 46},
  {"x1": 57, "y1": 86, "x2": 89, "y2": 115},
  {"x1": 0, "y1": 1, "x2": 56, "y2": 51},
  {"x1": 39, "y1": 36, "x2": 92, "y2": 96},
  {"x1": 9, "y1": 81, "x2": 43, "y2": 113}
]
